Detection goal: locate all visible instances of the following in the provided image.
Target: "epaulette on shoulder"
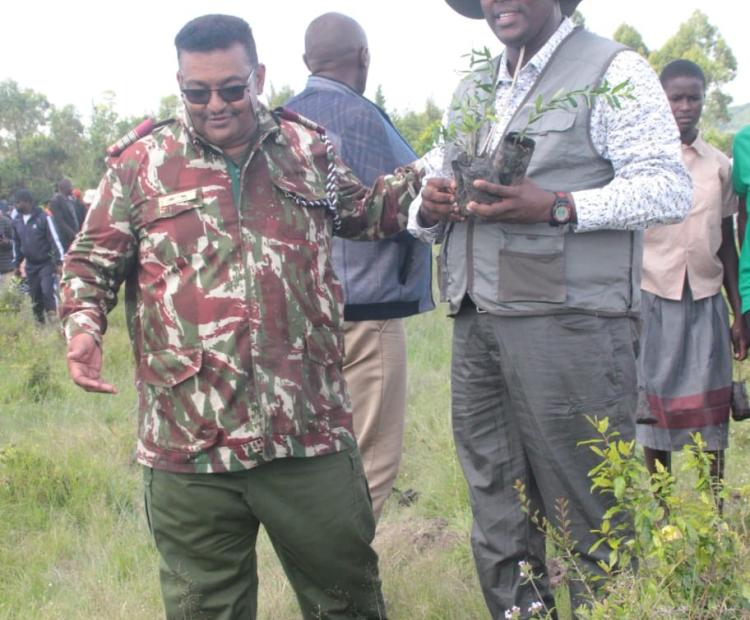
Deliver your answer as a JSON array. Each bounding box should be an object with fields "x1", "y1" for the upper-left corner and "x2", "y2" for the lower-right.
[
  {"x1": 106, "y1": 117, "x2": 175, "y2": 157},
  {"x1": 273, "y1": 107, "x2": 327, "y2": 137}
]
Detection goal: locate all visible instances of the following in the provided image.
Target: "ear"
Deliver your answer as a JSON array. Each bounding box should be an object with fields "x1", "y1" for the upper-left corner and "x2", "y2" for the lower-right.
[
  {"x1": 176, "y1": 71, "x2": 183, "y2": 89},
  {"x1": 303, "y1": 53, "x2": 312, "y2": 73},
  {"x1": 254, "y1": 64, "x2": 267, "y2": 96},
  {"x1": 360, "y1": 47, "x2": 370, "y2": 71}
]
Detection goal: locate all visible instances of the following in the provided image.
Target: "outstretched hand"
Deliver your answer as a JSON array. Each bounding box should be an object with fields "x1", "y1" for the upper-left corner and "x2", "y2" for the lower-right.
[
  {"x1": 419, "y1": 178, "x2": 463, "y2": 226},
  {"x1": 67, "y1": 333, "x2": 118, "y2": 394}
]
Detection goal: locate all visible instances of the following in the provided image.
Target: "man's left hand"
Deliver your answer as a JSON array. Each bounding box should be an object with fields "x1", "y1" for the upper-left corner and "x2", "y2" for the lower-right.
[{"x1": 467, "y1": 178, "x2": 557, "y2": 224}]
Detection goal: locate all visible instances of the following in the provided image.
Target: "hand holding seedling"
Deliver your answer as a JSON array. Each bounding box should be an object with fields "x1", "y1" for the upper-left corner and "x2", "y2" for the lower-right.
[
  {"x1": 467, "y1": 177, "x2": 563, "y2": 225},
  {"x1": 419, "y1": 178, "x2": 465, "y2": 226}
]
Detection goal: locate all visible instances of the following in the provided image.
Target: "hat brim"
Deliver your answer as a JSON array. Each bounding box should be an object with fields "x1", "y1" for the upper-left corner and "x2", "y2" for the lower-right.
[
  {"x1": 444, "y1": 0, "x2": 483, "y2": 19},
  {"x1": 560, "y1": 0, "x2": 582, "y2": 16},
  {"x1": 445, "y1": 0, "x2": 582, "y2": 19}
]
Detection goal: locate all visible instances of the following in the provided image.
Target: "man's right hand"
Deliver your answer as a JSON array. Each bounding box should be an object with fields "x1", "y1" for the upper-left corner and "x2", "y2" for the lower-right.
[
  {"x1": 67, "y1": 333, "x2": 118, "y2": 394},
  {"x1": 419, "y1": 178, "x2": 463, "y2": 227}
]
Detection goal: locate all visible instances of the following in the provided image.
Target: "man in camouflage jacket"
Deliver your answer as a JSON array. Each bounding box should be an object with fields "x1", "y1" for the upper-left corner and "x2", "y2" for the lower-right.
[{"x1": 59, "y1": 14, "x2": 420, "y2": 620}]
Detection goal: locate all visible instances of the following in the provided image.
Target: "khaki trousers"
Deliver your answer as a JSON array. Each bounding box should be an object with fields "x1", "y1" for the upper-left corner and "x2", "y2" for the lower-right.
[{"x1": 342, "y1": 319, "x2": 407, "y2": 521}]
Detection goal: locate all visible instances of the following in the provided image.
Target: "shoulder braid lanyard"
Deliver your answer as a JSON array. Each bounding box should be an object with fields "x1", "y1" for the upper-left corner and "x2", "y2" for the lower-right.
[{"x1": 274, "y1": 107, "x2": 343, "y2": 233}]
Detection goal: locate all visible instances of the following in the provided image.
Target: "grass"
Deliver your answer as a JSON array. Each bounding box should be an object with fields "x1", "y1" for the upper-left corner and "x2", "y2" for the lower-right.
[{"x1": 2, "y1": 282, "x2": 750, "y2": 619}]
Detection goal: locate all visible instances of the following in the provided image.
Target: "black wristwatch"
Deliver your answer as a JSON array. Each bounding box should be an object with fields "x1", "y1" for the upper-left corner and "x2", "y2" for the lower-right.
[{"x1": 549, "y1": 192, "x2": 574, "y2": 227}]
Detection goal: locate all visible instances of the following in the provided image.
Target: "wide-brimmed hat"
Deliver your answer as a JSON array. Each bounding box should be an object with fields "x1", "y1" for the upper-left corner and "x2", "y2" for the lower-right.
[{"x1": 445, "y1": 0, "x2": 582, "y2": 19}]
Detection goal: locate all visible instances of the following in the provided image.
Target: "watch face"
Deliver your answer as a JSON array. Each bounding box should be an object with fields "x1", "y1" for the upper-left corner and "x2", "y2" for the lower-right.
[{"x1": 553, "y1": 204, "x2": 570, "y2": 223}]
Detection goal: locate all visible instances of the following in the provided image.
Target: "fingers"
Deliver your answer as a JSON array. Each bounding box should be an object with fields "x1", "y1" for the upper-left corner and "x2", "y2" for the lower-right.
[
  {"x1": 420, "y1": 178, "x2": 463, "y2": 224},
  {"x1": 66, "y1": 334, "x2": 117, "y2": 394},
  {"x1": 466, "y1": 199, "x2": 507, "y2": 219},
  {"x1": 71, "y1": 371, "x2": 118, "y2": 394},
  {"x1": 472, "y1": 179, "x2": 513, "y2": 198}
]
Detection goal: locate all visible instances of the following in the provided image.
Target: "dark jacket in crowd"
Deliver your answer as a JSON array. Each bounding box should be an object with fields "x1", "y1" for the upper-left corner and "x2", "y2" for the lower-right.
[
  {"x1": 0, "y1": 212, "x2": 14, "y2": 273},
  {"x1": 11, "y1": 206, "x2": 64, "y2": 268},
  {"x1": 48, "y1": 192, "x2": 81, "y2": 252}
]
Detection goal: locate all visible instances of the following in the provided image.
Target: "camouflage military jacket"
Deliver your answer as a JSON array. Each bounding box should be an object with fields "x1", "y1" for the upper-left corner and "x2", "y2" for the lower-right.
[{"x1": 60, "y1": 106, "x2": 421, "y2": 473}]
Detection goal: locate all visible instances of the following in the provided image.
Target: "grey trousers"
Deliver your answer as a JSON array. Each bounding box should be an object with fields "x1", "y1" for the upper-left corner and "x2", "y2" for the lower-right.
[{"x1": 451, "y1": 306, "x2": 638, "y2": 618}]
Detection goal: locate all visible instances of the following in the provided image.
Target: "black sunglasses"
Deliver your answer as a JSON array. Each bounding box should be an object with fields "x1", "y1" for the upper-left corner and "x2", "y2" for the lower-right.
[{"x1": 181, "y1": 71, "x2": 255, "y2": 105}]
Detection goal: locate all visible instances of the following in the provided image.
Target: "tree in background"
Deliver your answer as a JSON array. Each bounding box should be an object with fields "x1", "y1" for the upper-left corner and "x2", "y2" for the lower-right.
[
  {"x1": 649, "y1": 10, "x2": 736, "y2": 127},
  {"x1": 266, "y1": 83, "x2": 296, "y2": 110},
  {"x1": 374, "y1": 85, "x2": 387, "y2": 110},
  {"x1": 612, "y1": 10, "x2": 736, "y2": 150},
  {"x1": 613, "y1": 24, "x2": 649, "y2": 58},
  {"x1": 392, "y1": 99, "x2": 444, "y2": 157},
  {"x1": 0, "y1": 80, "x2": 52, "y2": 200}
]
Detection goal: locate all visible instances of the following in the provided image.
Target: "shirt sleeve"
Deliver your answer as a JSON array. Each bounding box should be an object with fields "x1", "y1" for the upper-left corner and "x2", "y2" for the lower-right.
[
  {"x1": 334, "y1": 150, "x2": 425, "y2": 241},
  {"x1": 571, "y1": 50, "x2": 693, "y2": 233},
  {"x1": 59, "y1": 168, "x2": 137, "y2": 344},
  {"x1": 722, "y1": 156, "x2": 739, "y2": 218},
  {"x1": 733, "y1": 126, "x2": 750, "y2": 196}
]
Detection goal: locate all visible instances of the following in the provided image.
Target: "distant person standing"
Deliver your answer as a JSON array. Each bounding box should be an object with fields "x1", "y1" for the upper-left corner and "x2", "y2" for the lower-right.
[
  {"x1": 285, "y1": 12, "x2": 434, "y2": 521},
  {"x1": 48, "y1": 178, "x2": 81, "y2": 252},
  {"x1": 11, "y1": 190, "x2": 64, "y2": 323},
  {"x1": 0, "y1": 208, "x2": 14, "y2": 285},
  {"x1": 637, "y1": 60, "x2": 747, "y2": 495},
  {"x1": 734, "y1": 125, "x2": 750, "y2": 326}
]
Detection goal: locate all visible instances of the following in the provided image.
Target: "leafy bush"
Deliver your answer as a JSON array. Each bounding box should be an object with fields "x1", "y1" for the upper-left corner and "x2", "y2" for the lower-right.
[{"x1": 515, "y1": 417, "x2": 750, "y2": 619}]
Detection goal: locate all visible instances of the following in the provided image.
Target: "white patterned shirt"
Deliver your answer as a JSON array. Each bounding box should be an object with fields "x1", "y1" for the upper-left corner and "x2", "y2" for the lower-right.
[{"x1": 409, "y1": 18, "x2": 691, "y2": 239}]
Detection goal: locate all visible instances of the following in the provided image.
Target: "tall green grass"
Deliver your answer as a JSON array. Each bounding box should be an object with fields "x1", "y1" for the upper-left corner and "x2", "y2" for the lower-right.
[{"x1": 2, "y1": 282, "x2": 750, "y2": 619}]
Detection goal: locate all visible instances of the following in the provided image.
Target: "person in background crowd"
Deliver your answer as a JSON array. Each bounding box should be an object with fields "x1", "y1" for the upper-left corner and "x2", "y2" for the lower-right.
[
  {"x1": 636, "y1": 59, "x2": 747, "y2": 506},
  {"x1": 82, "y1": 189, "x2": 98, "y2": 212},
  {"x1": 48, "y1": 178, "x2": 81, "y2": 252},
  {"x1": 285, "y1": 12, "x2": 434, "y2": 522},
  {"x1": 11, "y1": 189, "x2": 64, "y2": 323},
  {"x1": 71, "y1": 188, "x2": 88, "y2": 228},
  {"x1": 410, "y1": 0, "x2": 691, "y2": 615},
  {"x1": 734, "y1": 125, "x2": 750, "y2": 328},
  {"x1": 59, "y1": 13, "x2": 423, "y2": 620},
  {"x1": 0, "y1": 208, "x2": 14, "y2": 285}
]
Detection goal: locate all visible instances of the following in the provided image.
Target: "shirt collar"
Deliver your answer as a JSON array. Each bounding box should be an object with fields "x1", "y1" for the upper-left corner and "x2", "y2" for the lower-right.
[
  {"x1": 304, "y1": 75, "x2": 363, "y2": 98},
  {"x1": 497, "y1": 17, "x2": 576, "y2": 84},
  {"x1": 683, "y1": 131, "x2": 710, "y2": 158}
]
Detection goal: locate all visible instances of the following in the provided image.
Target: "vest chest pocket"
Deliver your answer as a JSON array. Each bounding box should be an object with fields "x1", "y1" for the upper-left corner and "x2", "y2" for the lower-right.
[{"x1": 497, "y1": 225, "x2": 566, "y2": 304}]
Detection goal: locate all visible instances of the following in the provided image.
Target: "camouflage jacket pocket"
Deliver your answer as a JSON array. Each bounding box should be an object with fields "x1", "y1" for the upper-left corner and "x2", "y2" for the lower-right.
[
  {"x1": 138, "y1": 347, "x2": 203, "y2": 388},
  {"x1": 137, "y1": 193, "x2": 207, "y2": 262}
]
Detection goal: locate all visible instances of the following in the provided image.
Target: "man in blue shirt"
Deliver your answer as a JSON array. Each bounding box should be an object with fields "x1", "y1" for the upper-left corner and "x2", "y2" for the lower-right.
[{"x1": 286, "y1": 12, "x2": 433, "y2": 521}]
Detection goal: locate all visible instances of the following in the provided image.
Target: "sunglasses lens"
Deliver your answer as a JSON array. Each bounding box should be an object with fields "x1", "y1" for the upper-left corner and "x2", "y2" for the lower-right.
[
  {"x1": 218, "y1": 85, "x2": 247, "y2": 102},
  {"x1": 181, "y1": 77, "x2": 251, "y2": 105},
  {"x1": 182, "y1": 89, "x2": 211, "y2": 105}
]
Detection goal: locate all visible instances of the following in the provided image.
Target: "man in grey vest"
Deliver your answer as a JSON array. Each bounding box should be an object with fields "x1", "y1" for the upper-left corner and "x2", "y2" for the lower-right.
[
  {"x1": 410, "y1": 0, "x2": 691, "y2": 615},
  {"x1": 285, "y1": 13, "x2": 433, "y2": 521}
]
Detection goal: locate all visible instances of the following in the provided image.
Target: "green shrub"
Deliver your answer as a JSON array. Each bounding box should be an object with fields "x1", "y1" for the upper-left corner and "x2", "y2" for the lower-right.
[{"x1": 515, "y1": 418, "x2": 750, "y2": 619}]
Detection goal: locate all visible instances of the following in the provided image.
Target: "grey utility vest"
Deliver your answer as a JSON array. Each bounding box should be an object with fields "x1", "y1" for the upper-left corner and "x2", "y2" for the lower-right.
[{"x1": 439, "y1": 28, "x2": 641, "y2": 317}]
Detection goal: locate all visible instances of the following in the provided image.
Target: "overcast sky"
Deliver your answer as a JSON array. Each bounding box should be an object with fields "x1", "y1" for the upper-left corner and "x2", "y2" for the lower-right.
[{"x1": 1, "y1": 1, "x2": 746, "y2": 122}]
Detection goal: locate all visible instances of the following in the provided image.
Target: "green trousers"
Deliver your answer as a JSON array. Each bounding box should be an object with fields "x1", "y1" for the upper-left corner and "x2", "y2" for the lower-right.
[{"x1": 143, "y1": 449, "x2": 386, "y2": 620}]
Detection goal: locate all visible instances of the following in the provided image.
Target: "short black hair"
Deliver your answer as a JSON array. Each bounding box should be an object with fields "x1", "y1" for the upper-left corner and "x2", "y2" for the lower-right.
[
  {"x1": 660, "y1": 59, "x2": 706, "y2": 90},
  {"x1": 15, "y1": 189, "x2": 33, "y2": 204},
  {"x1": 175, "y1": 14, "x2": 258, "y2": 66}
]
